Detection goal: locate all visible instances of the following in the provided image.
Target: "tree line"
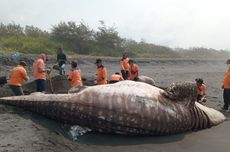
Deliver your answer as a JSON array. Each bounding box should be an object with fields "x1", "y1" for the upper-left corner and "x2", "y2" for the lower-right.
[{"x1": 0, "y1": 21, "x2": 229, "y2": 58}]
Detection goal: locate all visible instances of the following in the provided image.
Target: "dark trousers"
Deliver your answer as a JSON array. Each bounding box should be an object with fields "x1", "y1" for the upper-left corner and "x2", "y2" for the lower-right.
[
  {"x1": 223, "y1": 89, "x2": 230, "y2": 110},
  {"x1": 0, "y1": 76, "x2": 7, "y2": 85},
  {"x1": 9, "y1": 85, "x2": 24, "y2": 96},
  {"x1": 109, "y1": 80, "x2": 119, "y2": 84},
  {"x1": 36, "y1": 79, "x2": 47, "y2": 92},
  {"x1": 121, "y1": 70, "x2": 129, "y2": 80}
]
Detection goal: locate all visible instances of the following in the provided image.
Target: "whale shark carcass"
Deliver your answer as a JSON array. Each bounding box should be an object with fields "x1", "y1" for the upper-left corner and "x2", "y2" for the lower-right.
[{"x1": 0, "y1": 80, "x2": 225, "y2": 135}]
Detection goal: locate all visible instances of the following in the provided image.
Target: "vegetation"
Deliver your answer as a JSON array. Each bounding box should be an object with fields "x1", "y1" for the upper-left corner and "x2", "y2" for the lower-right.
[{"x1": 0, "y1": 21, "x2": 229, "y2": 58}]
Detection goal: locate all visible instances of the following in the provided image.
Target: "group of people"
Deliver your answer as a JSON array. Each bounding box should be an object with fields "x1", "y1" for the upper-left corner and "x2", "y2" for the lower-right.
[
  {"x1": 95, "y1": 53, "x2": 140, "y2": 85},
  {"x1": 5, "y1": 49, "x2": 230, "y2": 111},
  {"x1": 8, "y1": 53, "x2": 49, "y2": 95},
  {"x1": 6, "y1": 49, "x2": 140, "y2": 96}
]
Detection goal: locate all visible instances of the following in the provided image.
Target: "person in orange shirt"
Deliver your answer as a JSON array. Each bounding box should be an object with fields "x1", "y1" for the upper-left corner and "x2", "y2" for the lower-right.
[
  {"x1": 195, "y1": 78, "x2": 207, "y2": 103},
  {"x1": 120, "y1": 53, "x2": 130, "y2": 80},
  {"x1": 8, "y1": 61, "x2": 29, "y2": 96},
  {"x1": 33, "y1": 53, "x2": 49, "y2": 92},
  {"x1": 128, "y1": 59, "x2": 139, "y2": 81},
  {"x1": 109, "y1": 72, "x2": 124, "y2": 84},
  {"x1": 222, "y1": 59, "x2": 230, "y2": 111},
  {"x1": 68, "y1": 61, "x2": 83, "y2": 88},
  {"x1": 95, "y1": 59, "x2": 107, "y2": 85}
]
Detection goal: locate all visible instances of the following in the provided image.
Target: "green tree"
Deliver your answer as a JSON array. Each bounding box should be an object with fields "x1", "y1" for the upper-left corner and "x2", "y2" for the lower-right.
[
  {"x1": 24, "y1": 25, "x2": 49, "y2": 37},
  {"x1": 0, "y1": 22, "x2": 23, "y2": 37},
  {"x1": 51, "y1": 21, "x2": 93, "y2": 54},
  {"x1": 94, "y1": 21, "x2": 123, "y2": 48}
]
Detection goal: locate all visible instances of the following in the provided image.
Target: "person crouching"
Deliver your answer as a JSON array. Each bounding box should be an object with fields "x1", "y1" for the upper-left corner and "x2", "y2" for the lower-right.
[
  {"x1": 109, "y1": 72, "x2": 124, "y2": 84},
  {"x1": 195, "y1": 78, "x2": 207, "y2": 103}
]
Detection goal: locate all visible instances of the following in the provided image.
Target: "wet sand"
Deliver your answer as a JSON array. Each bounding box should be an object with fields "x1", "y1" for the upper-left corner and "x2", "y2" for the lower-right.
[{"x1": 0, "y1": 56, "x2": 229, "y2": 152}]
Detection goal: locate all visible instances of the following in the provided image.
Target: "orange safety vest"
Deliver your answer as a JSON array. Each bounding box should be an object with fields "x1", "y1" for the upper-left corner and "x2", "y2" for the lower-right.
[
  {"x1": 33, "y1": 58, "x2": 46, "y2": 80},
  {"x1": 129, "y1": 64, "x2": 139, "y2": 80},
  {"x1": 68, "y1": 69, "x2": 83, "y2": 87},
  {"x1": 97, "y1": 66, "x2": 107, "y2": 85},
  {"x1": 8, "y1": 65, "x2": 28, "y2": 86},
  {"x1": 224, "y1": 68, "x2": 230, "y2": 89},
  {"x1": 110, "y1": 74, "x2": 124, "y2": 81},
  {"x1": 120, "y1": 58, "x2": 130, "y2": 71},
  {"x1": 197, "y1": 84, "x2": 206, "y2": 96}
]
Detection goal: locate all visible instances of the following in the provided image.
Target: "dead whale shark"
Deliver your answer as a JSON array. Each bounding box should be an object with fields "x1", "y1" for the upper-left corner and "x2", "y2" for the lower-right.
[{"x1": 0, "y1": 80, "x2": 225, "y2": 135}]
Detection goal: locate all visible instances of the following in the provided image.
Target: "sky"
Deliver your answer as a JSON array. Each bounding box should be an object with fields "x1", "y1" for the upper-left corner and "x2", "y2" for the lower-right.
[{"x1": 1, "y1": 0, "x2": 230, "y2": 50}]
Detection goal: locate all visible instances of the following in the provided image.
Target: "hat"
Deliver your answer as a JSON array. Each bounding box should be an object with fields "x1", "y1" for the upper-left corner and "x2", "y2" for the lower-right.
[
  {"x1": 19, "y1": 61, "x2": 27, "y2": 67},
  {"x1": 95, "y1": 59, "x2": 102, "y2": 64}
]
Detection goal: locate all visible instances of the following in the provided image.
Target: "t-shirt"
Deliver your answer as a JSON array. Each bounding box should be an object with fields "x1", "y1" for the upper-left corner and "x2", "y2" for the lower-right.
[
  {"x1": 129, "y1": 64, "x2": 139, "y2": 80},
  {"x1": 8, "y1": 65, "x2": 28, "y2": 86},
  {"x1": 120, "y1": 58, "x2": 130, "y2": 71},
  {"x1": 33, "y1": 58, "x2": 46, "y2": 80},
  {"x1": 197, "y1": 84, "x2": 206, "y2": 96},
  {"x1": 57, "y1": 53, "x2": 67, "y2": 66},
  {"x1": 97, "y1": 66, "x2": 107, "y2": 85},
  {"x1": 224, "y1": 68, "x2": 230, "y2": 89},
  {"x1": 110, "y1": 74, "x2": 124, "y2": 81},
  {"x1": 68, "y1": 69, "x2": 82, "y2": 87}
]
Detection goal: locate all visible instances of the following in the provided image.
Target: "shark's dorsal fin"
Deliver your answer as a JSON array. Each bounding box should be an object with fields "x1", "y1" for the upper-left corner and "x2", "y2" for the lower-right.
[{"x1": 162, "y1": 82, "x2": 197, "y2": 108}]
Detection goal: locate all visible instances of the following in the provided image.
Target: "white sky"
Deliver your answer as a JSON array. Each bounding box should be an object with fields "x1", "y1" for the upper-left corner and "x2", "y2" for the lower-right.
[{"x1": 1, "y1": 0, "x2": 230, "y2": 50}]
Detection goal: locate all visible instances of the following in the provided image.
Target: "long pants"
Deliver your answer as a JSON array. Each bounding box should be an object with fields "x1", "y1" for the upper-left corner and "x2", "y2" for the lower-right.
[
  {"x1": 36, "y1": 79, "x2": 47, "y2": 92},
  {"x1": 9, "y1": 85, "x2": 24, "y2": 96},
  {"x1": 109, "y1": 80, "x2": 119, "y2": 84},
  {"x1": 223, "y1": 89, "x2": 230, "y2": 110},
  {"x1": 121, "y1": 70, "x2": 129, "y2": 80}
]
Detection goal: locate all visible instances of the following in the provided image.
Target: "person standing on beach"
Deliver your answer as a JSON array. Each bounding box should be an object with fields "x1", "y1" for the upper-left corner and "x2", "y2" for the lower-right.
[
  {"x1": 128, "y1": 59, "x2": 139, "y2": 81},
  {"x1": 222, "y1": 59, "x2": 230, "y2": 111},
  {"x1": 57, "y1": 48, "x2": 67, "y2": 75},
  {"x1": 8, "y1": 61, "x2": 29, "y2": 96},
  {"x1": 33, "y1": 53, "x2": 50, "y2": 92},
  {"x1": 95, "y1": 59, "x2": 107, "y2": 85},
  {"x1": 120, "y1": 53, "x2": 130, "y2": 80}
]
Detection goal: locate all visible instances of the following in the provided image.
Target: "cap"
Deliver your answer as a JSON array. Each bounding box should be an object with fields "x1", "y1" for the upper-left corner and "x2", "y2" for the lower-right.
[{"x1": 95, "y1": 59, "x2": 102, "y2": 64}]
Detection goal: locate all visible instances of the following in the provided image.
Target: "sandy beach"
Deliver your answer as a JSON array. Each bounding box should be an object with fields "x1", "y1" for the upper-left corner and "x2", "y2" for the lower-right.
[{"x1": 0, "y1": 55, "x2": 229, "y2": 152}]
